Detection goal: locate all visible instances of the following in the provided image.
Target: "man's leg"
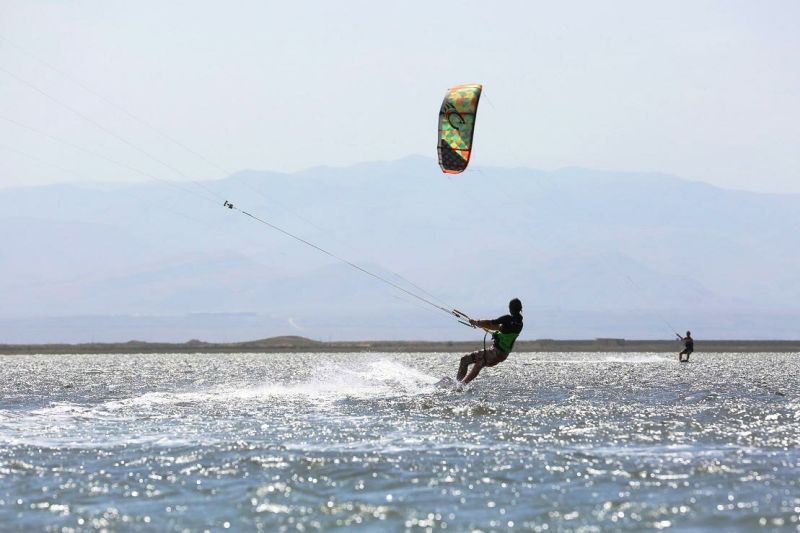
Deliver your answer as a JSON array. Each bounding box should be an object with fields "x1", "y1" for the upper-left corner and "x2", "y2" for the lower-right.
[
  {"x1": 461, "y1": 348, "x2": 508, "y2": 383},
  {"x1": 457, "y1": 353, "x2": 476, "y2": 381},
  {"x1": 460, "y1": 349, "x2": 491, "y2": 384},
  {"x1": 461, "y1": 359, "x2": 484, "y2": 384}
]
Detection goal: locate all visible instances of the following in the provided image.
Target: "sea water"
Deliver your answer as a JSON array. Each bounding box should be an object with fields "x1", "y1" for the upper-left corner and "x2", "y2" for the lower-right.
[{"x1": 0, "y1": 352, "x2": 798, "y2": 531}]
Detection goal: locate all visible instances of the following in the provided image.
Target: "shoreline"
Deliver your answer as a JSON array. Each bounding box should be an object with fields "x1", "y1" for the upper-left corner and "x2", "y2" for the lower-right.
[{"x1": 2, "y1": 337, "x2": 800, "y2": 355}]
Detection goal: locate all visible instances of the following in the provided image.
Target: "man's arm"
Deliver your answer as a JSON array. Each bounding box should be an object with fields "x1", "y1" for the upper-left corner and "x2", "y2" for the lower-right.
[{"x1": 469, "y1": 318, "x2": 501, "y2": 331}]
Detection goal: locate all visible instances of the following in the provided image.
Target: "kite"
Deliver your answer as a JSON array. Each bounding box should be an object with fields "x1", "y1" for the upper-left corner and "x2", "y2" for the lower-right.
[{"x1": 437, "y1": 84, "x2": 482, "y2": 174}]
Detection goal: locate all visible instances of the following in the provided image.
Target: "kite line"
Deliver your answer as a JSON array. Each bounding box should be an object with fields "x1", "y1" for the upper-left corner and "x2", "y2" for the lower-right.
[{"x1": 0, "y1": 46, "x2": 474, "y2": 327}]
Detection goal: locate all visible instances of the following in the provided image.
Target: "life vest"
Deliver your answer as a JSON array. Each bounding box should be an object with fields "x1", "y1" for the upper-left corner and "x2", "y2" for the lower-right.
[
  {"x1": 492, "y1": 331, "x2": 519, "y2": 354},
  {"x1": 492, "y1": 331, "x2": 520, "y2": 354}
]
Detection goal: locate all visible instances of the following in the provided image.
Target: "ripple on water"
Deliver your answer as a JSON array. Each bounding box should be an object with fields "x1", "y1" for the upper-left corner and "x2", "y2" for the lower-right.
[{"x1": 0, "y1": 351, "x2": 798, "y2": 530}]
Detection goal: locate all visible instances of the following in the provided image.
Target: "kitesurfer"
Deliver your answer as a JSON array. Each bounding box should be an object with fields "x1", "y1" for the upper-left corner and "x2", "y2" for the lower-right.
[
  {"x1": 677, "y1": 331, "x2": 694, "y2": 362},
  {"x1": 456, "y1": 298, "x2": 523, "y2": 384}
]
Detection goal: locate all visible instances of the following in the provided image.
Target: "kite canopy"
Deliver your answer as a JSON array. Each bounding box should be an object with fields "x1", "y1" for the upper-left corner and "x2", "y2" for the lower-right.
[{"x1": 437, "y1": 84, "x2": 482, "y2": 174}]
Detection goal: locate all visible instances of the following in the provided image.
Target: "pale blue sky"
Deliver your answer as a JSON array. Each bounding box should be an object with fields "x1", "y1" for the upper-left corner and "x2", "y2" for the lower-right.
[{"x1": 0, "y1": 1, "x2": 798, "y2": 192}]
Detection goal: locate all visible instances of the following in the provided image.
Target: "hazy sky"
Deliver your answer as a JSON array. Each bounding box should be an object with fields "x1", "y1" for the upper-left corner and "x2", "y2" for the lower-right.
[{"x1": 0, "y1": 1, "x2": 798, "y2": 192}]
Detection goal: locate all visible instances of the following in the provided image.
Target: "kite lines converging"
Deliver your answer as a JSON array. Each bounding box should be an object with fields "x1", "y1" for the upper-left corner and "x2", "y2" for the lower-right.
[{"x1": 0, "y1": 36, "x2": 479, "y2": 327}]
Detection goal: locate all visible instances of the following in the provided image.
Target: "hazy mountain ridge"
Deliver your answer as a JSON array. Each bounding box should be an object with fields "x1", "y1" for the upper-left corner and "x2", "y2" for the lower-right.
[{"x1": 2, "y1": 157, "x2": 798, "y2": 342}]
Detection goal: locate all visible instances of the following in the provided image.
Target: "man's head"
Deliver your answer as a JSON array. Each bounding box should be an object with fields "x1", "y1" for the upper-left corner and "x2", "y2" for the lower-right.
[
  {"x1": 686, "y1": 330, "x2": 691, "y2": 337},
  {"x1": 509, "y1": 298, "x2": 522, "y2": 315}
]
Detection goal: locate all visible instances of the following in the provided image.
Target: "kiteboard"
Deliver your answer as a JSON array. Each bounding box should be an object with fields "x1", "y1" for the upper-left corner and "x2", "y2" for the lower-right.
[{"x1": 434, "y1": 376, "x2": 458, "y2": 389}]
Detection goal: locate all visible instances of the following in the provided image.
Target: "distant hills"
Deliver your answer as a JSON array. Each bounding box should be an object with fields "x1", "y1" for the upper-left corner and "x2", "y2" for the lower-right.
[{"x1": 2, "y1": 156, "x2": 798, "y2": 342}]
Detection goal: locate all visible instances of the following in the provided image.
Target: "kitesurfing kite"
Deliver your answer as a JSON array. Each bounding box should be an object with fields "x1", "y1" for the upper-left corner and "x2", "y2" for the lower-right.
[{"x1": 437, "y1": 83, "x2": 482, "y2": 174}]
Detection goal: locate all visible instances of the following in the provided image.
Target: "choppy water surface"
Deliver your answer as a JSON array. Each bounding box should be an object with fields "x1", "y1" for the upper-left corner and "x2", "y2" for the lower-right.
[{"x1": 1, "y1": 352, "x2": 799, "y2": 531}]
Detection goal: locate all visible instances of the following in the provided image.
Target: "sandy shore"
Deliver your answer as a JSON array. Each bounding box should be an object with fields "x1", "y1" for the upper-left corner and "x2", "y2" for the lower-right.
[{"x1": 1, "y1": 336, "x2": 799, "y2": 355}]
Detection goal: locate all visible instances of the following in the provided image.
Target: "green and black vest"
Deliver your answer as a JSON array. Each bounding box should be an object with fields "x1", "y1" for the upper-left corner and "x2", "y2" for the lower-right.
[{"x1": 491, "y1": 313, "x2": 523, "y2": 354}]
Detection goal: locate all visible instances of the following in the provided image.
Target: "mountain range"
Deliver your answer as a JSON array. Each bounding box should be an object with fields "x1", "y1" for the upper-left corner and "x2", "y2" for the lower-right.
[{"x1": 2, "y1": 156, "x2": 798, "y2": 342}]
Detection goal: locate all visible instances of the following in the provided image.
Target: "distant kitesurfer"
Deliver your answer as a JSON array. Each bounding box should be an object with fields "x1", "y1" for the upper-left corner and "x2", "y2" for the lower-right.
[
  {"x1": 456, "y1": 298, "x2": 523, "y2": 384},
  {"x1": 677, "y1": 331, "x2": 693, "y2": 362}
]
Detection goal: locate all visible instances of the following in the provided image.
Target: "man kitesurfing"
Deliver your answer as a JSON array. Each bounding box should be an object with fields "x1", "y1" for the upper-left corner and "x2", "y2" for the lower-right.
[
  {"x1": 677, "y1": 331, "x2": 694, "y2": 362},
  {"x1": 456, "y1": 298, "x2": 523, "y2": 384}
]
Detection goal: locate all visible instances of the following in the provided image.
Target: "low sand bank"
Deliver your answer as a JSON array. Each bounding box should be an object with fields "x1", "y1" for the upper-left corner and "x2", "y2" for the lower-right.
[{"x1": 1, "y1": 336, "x2": 799, "y2": 355}]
